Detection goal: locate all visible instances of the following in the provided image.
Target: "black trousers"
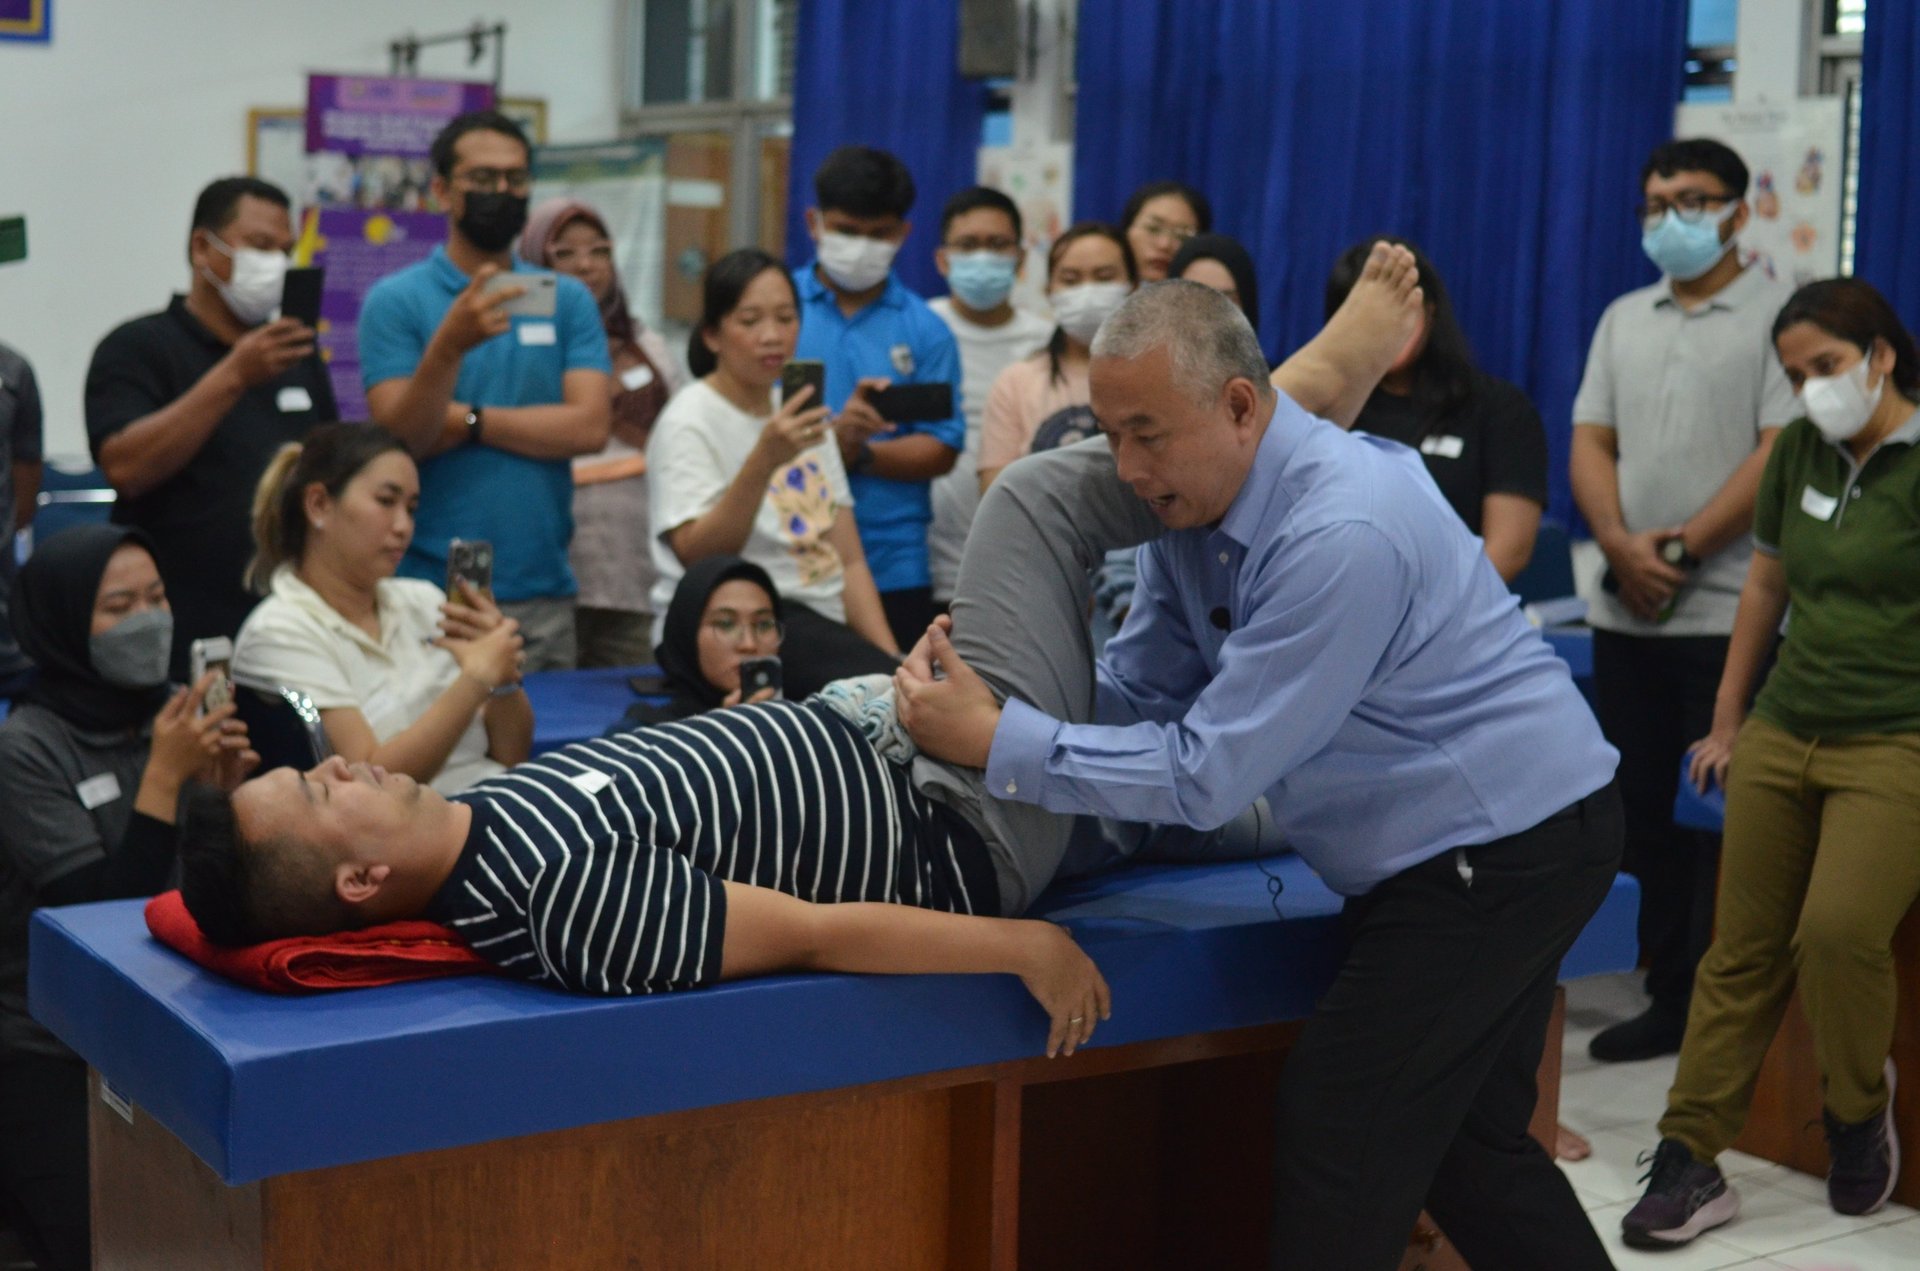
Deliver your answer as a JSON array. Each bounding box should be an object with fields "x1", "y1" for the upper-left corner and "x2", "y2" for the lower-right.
[
  {"x1": 0, "y1": 1052, "x2": 89, "y2": 1271},
  {"x1": 1268, "y1": 785, "x2": 1624, "y2": 1271},
  {"x1": 879, "y1": 586, "x2": 938, "y2": 653},
  {"x1": 1591, "y1": 630, "x2": 1727, "y2": 1009},
  {"x1": 779, "y1": 602, "x2": 899, "y2": 701}
]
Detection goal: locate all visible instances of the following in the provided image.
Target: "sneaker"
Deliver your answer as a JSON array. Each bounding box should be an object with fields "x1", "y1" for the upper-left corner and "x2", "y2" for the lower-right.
[
  {"x1": 1621, "y1": 1138, "x2": 1740, "y2": 1249},
  {"x1": 1824, "y1": 1059, "x2": 1900, "y2": 1217},
  {"x1": 1588, "y1": 1002, "x2": 1687, "y2": 1063}
]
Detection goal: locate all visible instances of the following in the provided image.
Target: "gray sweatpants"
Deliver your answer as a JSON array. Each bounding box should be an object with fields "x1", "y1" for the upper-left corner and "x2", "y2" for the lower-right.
[{"x1": 909, "y1": 438, "x2": 1164, "y2": 914}]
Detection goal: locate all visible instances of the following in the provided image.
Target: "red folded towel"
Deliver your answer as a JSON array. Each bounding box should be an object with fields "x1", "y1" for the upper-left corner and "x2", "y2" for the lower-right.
[{"x1": 144, "y1": 890, "x2": 494, "y2": 993}]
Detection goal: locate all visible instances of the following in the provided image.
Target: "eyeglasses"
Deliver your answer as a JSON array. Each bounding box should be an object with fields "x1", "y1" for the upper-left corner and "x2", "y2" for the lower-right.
[
  {"x1": 456, "y1": 167, "x2": 533, "y2": 195},
  {"x1": 945, "y1": 236, "x2": 1020, "y2": 254},
  {"x1": 551, "y1": 244, "x2": 614, "y2": 265},
  {"x1": 1134, "y1": 218, "x2": 1196, "y2": 245},
  {"x1": 1636, "y1": 192, "x2": 1732, "y2": 230},
  {"x1": 704, "y1": 616, "x2": 784, "y2": 644}
]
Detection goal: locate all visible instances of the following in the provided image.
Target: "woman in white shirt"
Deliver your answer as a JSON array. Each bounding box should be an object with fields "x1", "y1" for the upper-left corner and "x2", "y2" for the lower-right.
[
  {"x1": 647, "y1": 248, "x2": 899, "y2": 700},
  {"x1": 233, "y1": 424, "x2": 531, "y2": 795}
]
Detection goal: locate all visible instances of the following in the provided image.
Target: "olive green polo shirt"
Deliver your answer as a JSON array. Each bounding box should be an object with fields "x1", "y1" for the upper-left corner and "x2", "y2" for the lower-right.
[{"x1": 1751, "y1": 408, "x2": 1920, "y2": 737}]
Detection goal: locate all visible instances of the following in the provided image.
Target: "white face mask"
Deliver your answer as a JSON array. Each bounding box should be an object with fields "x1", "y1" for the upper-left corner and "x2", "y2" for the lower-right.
[
  {"x1": 816, "y1": 231, "x2": 899, "y2": 293},
  {"x1": 1801, "y1": 354, "x2": 1884, "y2": 445},
  {"x1": 202, "y1": 233, "x2": 289, "y2": 326},
  {"x1": 1052, "y1": 282, "x2": 1133, "y2": 346}
]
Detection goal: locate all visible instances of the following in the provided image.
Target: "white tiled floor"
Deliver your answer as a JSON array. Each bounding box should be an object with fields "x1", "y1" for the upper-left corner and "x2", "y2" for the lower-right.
[{"x1": 1559, "y1": 973, "x2": 1920, "y2": 1270}]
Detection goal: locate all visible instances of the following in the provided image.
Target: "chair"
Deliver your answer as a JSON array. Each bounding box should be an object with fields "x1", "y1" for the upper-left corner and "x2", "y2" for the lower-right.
[
  {"x1": 25, "y1": 458, "x2": 117, "y2": 556},
  {"x1": 232, "y1": 683, "x2": 331, "y2": 772}
]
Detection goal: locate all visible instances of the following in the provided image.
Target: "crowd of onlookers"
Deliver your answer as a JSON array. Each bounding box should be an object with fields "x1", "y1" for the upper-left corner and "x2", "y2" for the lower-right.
[{"x1": 0, "y1": 107, "x2": 1915, "y2": 1268}]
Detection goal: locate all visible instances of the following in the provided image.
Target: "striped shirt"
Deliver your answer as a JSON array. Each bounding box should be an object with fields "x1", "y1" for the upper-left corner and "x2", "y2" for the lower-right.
[{"x1": 423, "y1": 700, "x2": 999, "y2": 995}]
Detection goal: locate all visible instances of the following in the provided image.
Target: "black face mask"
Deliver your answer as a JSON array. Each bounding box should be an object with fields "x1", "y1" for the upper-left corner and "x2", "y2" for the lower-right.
[{"x1": 457, "y1": 191, "x2": 530, "y2": 252}]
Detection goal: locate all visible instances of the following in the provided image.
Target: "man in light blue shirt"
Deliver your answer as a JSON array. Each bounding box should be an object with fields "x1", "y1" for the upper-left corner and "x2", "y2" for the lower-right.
[
  {"x1": 793, "y1": 146, "x2": 965, "y2": 649},
  {"x1": 898, "y1": 280, "x2": 1622, "y2": 1270}
]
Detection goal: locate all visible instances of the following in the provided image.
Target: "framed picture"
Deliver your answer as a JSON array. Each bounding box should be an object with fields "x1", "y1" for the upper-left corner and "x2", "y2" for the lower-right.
[
  {"x1": 501, "y1": 96, "x2": 549, "y2": 145},
  {"x1": 0, "y1": 0, "x2": 51, "y2": 43},
  {"x1": 247, "y1": 107, "x2": 306, "y2": 202}
]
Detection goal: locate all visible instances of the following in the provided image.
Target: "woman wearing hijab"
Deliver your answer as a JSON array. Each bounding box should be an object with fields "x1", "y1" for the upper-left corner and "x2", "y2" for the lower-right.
[
  {"x1": 0, "y1": 525, "x2": 257, "y2": 1271},
  {"x1": 627, "y1": 555, "x2": 786, "y2": 725},
  {"x1": 519, "y1": 198, "x2": 688, "y2": 668}
]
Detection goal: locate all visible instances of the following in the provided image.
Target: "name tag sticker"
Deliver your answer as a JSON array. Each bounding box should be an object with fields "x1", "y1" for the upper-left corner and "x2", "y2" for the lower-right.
[
  {"x1": 620, "y1": 363, "x2": 656, "y2": 391},
  {"x1": 75, "y1": 772, "x2": 122, "y2": 810},
  {"x1": 517, "y1": 322, "x2": 558, "y2": 347},
  {"x1": 1799, "y1": 485, "x2": 1839, "y2": 521},
  {"x1": 890, "y1": 343, "x2": 915, "y2": 376},
  {"x1": 276, "y1": 386, "x2": 313, "y2": 413},
  {"x1": 568, "y1": 770, "x2": 612, "y2": 797},
  {"x1": 1419, "y1": 434, "x2": 1466, "y2": 459}
]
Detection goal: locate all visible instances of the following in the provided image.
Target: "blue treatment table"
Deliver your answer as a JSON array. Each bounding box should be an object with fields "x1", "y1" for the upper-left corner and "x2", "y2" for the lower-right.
[
  {"x1": 521, "y1": 664, "x2": 665, "y2": 755},
  {"x1": 33, "y1": 855, "x2": 1639, "y2": 1270},
  {"x1": 1673, "y1": 753, "x2": 1728, "y2": 831}
]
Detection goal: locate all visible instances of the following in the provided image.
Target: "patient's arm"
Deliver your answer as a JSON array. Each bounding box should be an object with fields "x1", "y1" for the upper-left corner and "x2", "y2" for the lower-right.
[
  {"x1": 719, "y1": 881, "x2": 1108, "y2": 1058},
  {"x1": 1270, "y1": 240, "x2": 1423, "y2": 428}
]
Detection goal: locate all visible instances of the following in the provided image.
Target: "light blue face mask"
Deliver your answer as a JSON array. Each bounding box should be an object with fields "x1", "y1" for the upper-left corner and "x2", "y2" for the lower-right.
[
  {"x1": 946, "y1": 251, "x2": 1019, "y2": 312},
  {"x1": 1641, "y1": 203, "x2": 1737, "y2": 282}
]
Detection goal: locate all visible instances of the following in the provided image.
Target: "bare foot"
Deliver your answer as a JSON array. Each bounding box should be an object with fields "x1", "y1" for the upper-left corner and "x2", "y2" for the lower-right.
[
  {"x1": 1554, "y1": 1123, "x2": 1592, "y2": 1161},
  {"x1": 1271, "y1": 239, "x2": 1423, "y2": 427}
]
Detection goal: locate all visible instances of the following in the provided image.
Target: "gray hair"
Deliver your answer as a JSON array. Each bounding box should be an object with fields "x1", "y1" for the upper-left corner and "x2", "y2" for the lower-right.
[{"x1": 1090, "y1": 279, "x2": 1273, "y2": 403}]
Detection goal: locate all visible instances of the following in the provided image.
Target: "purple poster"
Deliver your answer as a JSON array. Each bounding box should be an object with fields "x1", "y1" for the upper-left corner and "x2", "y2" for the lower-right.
[
  {"x1": 311, "y1": 208, "x2": 445, "y2": 421},
  {"x1": 305, "y1": 74, "x2": 493, "y2": 159},
  {"x1": 0, "y1": 0, "x2": 52, "y2": 43}
]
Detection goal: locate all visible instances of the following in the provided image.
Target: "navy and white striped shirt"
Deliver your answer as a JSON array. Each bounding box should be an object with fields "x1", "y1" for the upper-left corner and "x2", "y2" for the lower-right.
[{"x1": 424, "y1": 700, "x2": 999, "y2": 995}]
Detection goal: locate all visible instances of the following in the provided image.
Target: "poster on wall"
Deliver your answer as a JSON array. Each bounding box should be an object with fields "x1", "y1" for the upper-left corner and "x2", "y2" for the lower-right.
[
  {"x1": 303, "y1": 74, "x2": 494, "y2": 416},
  {"x1": 1676, "y1": 98, "x2": 1845, "y2": 287},
  {"x1": 0, "y1": 0, "x2": 51, "y2": 43},
  {"x1": 978, "y1": 142, "x2": 1072, "y2": 317},
  {"x1": 530, "y1": 139, "x2": 670, "y2": 336}
]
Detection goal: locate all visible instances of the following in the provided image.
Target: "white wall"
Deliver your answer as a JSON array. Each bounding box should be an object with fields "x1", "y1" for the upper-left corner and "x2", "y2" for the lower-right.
[{"x1": 0, "y1": 0, "x2": 625, "y2": 457}]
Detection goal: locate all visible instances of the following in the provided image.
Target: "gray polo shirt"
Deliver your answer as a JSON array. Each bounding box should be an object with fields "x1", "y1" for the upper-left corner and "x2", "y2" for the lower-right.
[
  {"x1": 1572, "y1": 265, "x2": 1798, "y2": 636},
  {"x1": 0, "y1": 704, "x2": 153, "y2": 1058}
]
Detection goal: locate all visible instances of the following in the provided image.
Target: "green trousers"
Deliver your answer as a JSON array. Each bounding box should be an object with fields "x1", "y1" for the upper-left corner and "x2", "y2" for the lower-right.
[{"x1": 1661, "y1": 714, "x2": 1920, "y2": 1159}]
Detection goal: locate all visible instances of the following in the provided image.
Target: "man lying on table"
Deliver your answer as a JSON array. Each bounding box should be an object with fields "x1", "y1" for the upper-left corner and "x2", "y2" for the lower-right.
[{"x1": 176, "y1": 247, "x2": 1427, "y2": 1062}]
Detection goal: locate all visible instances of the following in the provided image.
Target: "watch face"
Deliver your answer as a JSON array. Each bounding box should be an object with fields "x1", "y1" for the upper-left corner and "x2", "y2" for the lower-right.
[{"x1": 1660, "y1": 538, "x2": 1687, "y2": 565}]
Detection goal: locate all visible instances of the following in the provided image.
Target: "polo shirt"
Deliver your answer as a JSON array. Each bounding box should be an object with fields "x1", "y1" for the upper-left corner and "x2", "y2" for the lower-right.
[
  {"x1": 793, "y1": 266, "x2": 965, "y2": 594},
  {"x1": 232, "y1": 568, "x2": 501, "y2": 795},
  {"x1": 0, "y1": 341, "x2": 44, "y2": 675},
  {"x1": 1750, "y1": 409, "x2": 1920, "y2": 737},
  {"x1": 357, "y1": 246, "x2": 612, "y2": 603},
  {"x1": 1352, "y1": 370, "x2": 1547, "y2": 534},
  {"x1": 84, "y1": 297, "x2": 337, "y2": 678},
  {"x1": 1571, "y1": 265, "x2": 1798, "y2": 636}
]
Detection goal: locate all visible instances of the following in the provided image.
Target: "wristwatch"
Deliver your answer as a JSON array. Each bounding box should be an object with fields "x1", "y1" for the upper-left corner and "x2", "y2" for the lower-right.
[
  {"x1": 464, "y1": 406, "x2": 486, "y2": 445},
  {"x1": 1659, "y1": 536, "x2": 1700, "y2": 571}
]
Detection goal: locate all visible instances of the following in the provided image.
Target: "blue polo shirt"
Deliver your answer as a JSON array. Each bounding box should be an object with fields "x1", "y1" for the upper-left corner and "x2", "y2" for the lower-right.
[
  {"x1": 358, "y1": 246, "x2": 611, "y2": 602},
  {"x1": 793, "y1": 265, "x2": 964, "y2": 593}
]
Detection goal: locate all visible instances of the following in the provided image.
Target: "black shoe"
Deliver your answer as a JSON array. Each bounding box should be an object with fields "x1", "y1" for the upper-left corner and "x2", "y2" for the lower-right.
[
  {"x1": 1589, "y1": 1003, "x2": 1687, "y2": 1063},
  {"x1": 1824, "y1": 1060, "x2": 1900, "y2": 1216},
  {"x1": 1621, "y1": 1138, "x2": 1740, "y2": 1249}
]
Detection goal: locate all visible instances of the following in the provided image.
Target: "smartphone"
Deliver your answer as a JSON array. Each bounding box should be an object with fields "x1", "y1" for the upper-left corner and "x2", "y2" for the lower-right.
[
  {"x1": 189, "y1": 636, "x2": 234, "y2": 716},
  {"x1": 780, "y1": 359, "x2": 827, "y2": 411},
  {"x1": 736, "y1": 657, "x2": 783, "y2": 700},
  {"x1": 869, "y1": 381, "x2": 955, "y2": 423},
  {"x1": 280, "y1": 266, "x2": 325, "y2": 326},
  {"x1": 446, "y1": 538, "x2": 494, "y2": 602},
  {"x1": 483, "y1": 271, "x2": 558, "y2": 318}
]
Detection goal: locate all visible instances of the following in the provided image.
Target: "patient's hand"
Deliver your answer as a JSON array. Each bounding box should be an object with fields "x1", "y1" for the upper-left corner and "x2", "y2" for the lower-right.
[
  {"x1": 894, "y1": 623, "x2": 999, "y2": 768},
  {"x1": 1016, "y1": 921, "x2": 1110, "y2": 1059}
]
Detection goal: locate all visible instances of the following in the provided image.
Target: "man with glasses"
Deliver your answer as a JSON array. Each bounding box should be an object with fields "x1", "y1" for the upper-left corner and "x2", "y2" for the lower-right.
[
  {"x1": 86, "y1": 177, "x2": 336, "y2": 679},
  {"x1": 359, "y1": 110, "x2": 612, "y2": 671},
  {"x1": 1569, "y1": 137, "x2": 1797, "y2": 1062},
  {"x1": 927, "y1": 187, "x2": 1053, "y2": 611}
]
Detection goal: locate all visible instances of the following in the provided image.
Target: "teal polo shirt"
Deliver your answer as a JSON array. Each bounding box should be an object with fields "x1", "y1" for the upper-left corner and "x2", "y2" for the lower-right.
[
  {"x1": 1751, "y1": 409, "x2": 1920, "y2": 737},
  {"x1": 358, "y1": 246, "x2": 611, "y2": 602},
  {"x1": 793, "y1": 265, "x2": 964, "y2": 593}
]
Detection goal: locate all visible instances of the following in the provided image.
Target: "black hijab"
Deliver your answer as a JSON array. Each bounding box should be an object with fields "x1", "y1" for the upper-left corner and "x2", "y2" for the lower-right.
[
  {"x1": 1170, "y1": 232, "x2": 1262, "y2": 334},
  {"x1": 655, "y1": 556, "x2": 783, "y2": 718},
  {"x1": 11, "y1": 524, "x2": 171, "y2": 733}
]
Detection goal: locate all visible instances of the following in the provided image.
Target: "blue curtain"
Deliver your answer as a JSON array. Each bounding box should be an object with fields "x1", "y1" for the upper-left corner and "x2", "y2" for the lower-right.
[
  {"x1": 785, "y1": 0, "x2": 988, "y2": 299},
  {"x1": 1856, "y1": 2, "x2": 1920, "y2": 334},
  {"x1": 1073, "y1": 0, "x2": 1688, "y2": 526}
]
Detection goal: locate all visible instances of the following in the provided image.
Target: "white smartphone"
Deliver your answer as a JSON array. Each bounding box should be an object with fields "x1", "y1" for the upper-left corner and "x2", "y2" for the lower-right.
[
  {"x1": 189, "y1": 636, "x2": 234, "y2": 715},
  {"x1": 483, "y1": 271, "x2": 557, "y2": 319}
]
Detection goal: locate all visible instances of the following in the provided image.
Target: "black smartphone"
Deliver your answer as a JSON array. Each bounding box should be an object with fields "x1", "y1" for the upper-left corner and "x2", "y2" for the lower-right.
[
  {"x1": 737, "y1": 657, "x2": 783, "y2": 700},
  {"x1": 281, "y1": 266, "x2": 325, "y2": 326},
  {"x1": 780, "y1": 359, "x2": 826, "y2": 409},
  {"x1": 446, "y1": 538, "x2": 494, "y2": 601},
  {"x1": 869, "y1": 381, "x2": 955, "y2": 423}
]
